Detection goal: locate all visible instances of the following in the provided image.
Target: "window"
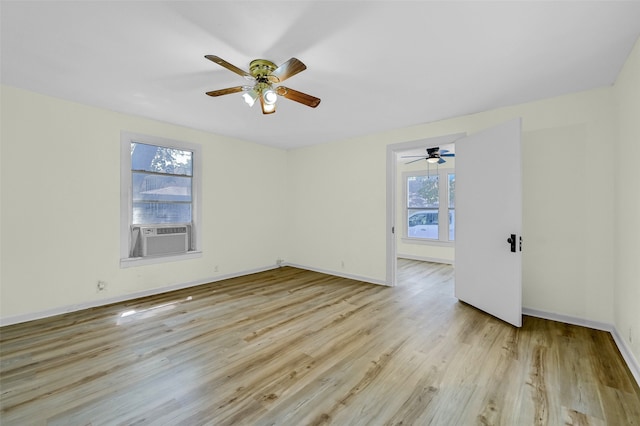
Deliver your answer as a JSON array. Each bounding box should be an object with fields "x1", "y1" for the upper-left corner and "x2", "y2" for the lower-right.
[
  {"x1": 448, "y1": 173, "x2": 455, "y2": 241},
  {"x1": 120, "y1": 132, "x2": 201, "y2": 266},
  {"x1": 131, "y1": 143, "x2": 192, "y2": 225},
  {"x1": 405, "y1": 169, "x2": 454, "y2": 243}
]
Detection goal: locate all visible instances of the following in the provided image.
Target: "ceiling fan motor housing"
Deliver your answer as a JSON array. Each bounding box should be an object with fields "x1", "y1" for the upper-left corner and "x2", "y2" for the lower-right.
[
  {"x1": 249, "y1": 59, "x2": 277, "y2": 80},
  {"x1": 427, "y1": 147, "x2": 440, "y2": 160}
]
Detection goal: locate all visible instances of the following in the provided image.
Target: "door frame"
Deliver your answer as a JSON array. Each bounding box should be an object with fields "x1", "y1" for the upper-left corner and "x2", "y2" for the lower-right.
[{"x1": 385, "y1": 132, "x2": 466, "y2": 286}]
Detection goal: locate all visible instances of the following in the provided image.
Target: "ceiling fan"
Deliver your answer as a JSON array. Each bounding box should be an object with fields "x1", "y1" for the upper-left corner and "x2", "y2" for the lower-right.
[
  {"x1": 402, "y1": 147, "x2": 455, "y2": 164},
  {"x1": 204, "y1": 55, "x2": 321, "y2": 115}
]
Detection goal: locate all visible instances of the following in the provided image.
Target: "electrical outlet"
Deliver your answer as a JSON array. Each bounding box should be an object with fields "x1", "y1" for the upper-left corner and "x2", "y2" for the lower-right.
[
  {"x1": 214, "y1": 265, "x2": 219, "y2": 273},
  {"x1": 341, "y1": 260, "x2": 345, "y2": 269},
  {"x1": 276, "y1": 258, "x2": 284, "y2": 267},
  {"x1": 96, "y1": 281, "x2": 107, "y2": 292}
]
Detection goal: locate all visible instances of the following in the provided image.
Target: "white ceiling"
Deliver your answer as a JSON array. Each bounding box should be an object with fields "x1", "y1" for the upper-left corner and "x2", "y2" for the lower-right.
[{"x1": 2, "y1": 1, "x2": 639, "y2": 150}]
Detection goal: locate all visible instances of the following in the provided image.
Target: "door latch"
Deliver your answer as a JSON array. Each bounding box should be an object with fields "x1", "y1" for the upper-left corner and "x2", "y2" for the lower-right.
[{"x1": 507, "y1": 234, "x2": 516, "y2": 253}]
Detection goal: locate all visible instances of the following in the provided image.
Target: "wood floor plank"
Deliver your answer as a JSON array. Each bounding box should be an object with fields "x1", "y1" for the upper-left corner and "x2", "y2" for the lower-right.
[{"x1": 1, "y1": 261, "x2": 639, "y2": 425}]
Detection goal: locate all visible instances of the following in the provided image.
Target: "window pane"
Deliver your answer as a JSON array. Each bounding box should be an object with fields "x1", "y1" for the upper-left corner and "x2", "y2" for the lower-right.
[
  {"x1": 448, "y1": 174, "x2": 455, "y2": 208},
  {"x1": 449, "y1": 209, "x2": 455, "y2": 241},
  {"x1": 408, "y1": 209, "x2": 439, "y2": 239},
  {"x1": 407, "y1": 175, "x2": 439, "y2": 208},
  {"x1": 448, "y1": 173, "x2": 455, "y2": 240},
  {"x1": 133, "y1": 202, "x2": 192, "y2": 224},
  {"x1": 131, "y1": 142, "x2": 192, "y2": 176},
  {"x1": 132, "y1": 172, "x2": 192, "y2": 202}
]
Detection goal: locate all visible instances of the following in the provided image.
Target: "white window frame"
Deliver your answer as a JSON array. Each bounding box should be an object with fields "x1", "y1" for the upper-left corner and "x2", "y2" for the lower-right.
[
  {"x1": 120, "y1": 131, "x2": 202, "y2": 267},
  {"x1": 402, "y1": 167, "x2": 454, "y2": 247}
]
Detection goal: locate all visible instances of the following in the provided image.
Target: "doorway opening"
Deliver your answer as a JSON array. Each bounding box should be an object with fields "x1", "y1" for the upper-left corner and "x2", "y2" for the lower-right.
[{"x1": 386, "y1": 133, "x2": 464, "y2": 287}]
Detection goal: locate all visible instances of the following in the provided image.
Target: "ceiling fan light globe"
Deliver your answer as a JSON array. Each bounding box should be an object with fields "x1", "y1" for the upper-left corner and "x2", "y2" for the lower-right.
[
  {"x1": 263, "y1": 89, "x2": 277, "y2": 105},
  {"x1": 426, "y1": 157, "x2": 440, "y2": 164},
  {"x1": 242, "y1": 91, "x2": 258, "y2": 107},
  {"x1": 263, "y1": 103, "x2": 276, "y2": 113}
]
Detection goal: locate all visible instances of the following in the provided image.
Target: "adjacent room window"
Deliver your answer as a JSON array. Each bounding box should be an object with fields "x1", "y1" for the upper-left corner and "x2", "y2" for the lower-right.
[
  {"x1": 407, "y1": 174, "x2": 440, "y2": 239},
  {"x1": 448, "y1": 173, "x2": 455, "y2": 241},
  {"x1": 405, "y1": 169, "x2": 454, "y2": 243},
  {"x1": 120, "y1": 132, "x2": 201, "y2": 266}
]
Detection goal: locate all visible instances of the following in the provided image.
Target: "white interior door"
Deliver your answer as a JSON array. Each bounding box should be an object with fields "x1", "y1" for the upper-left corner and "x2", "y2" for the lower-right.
[{"x1": 454, "y1": 118, "x2": 522, "y2": 327}]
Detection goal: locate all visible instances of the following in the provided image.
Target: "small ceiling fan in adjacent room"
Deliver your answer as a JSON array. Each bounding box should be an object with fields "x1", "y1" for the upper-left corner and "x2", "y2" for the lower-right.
[
  {"x1": 204, "y1": 55, "x2": 321, "y2": 115},
  {"x1": 402, "y1": 147, "x2": 455, "y2": 164}
]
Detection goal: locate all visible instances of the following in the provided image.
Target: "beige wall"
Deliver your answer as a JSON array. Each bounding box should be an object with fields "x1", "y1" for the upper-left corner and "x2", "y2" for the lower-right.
[
  {"x1": 286, "y1": 137, "x2": 388, "y2": 282},
  {"x1": 0, "y1": 86, "x2": 288, "y2": 320},
  {"x1": 613, "y1": 37, "x2": 640, "y2": 361}
]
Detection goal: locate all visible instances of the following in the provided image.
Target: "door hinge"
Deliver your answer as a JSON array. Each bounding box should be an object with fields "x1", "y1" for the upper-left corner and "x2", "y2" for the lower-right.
[{"x1": 392, "y1": 226, "x2": 395, "y2": 234}]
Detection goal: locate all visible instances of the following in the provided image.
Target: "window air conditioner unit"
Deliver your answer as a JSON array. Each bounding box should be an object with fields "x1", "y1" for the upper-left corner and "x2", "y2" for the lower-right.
[{"x1": 140, "y1": 225, "x2": 189, "y2": 257}]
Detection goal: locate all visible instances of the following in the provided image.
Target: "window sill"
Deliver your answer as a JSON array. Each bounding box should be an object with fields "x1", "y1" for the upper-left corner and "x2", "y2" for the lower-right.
[
  {"x1": 401, "y1": 238, "x2": 454, "y2": 248},
  {"x1": 120, "y1": 251, "x2": 203, "y2": 268}
]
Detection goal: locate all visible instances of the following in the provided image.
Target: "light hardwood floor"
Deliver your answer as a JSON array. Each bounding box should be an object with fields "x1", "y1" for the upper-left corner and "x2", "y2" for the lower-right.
[{"x1": 1, "y1": 260, "x2": 639, "y2": 425}]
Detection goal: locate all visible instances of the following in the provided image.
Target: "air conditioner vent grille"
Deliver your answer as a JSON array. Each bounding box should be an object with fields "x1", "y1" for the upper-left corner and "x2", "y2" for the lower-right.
[{"x1": 156, "y1": 226, "x2": 187, "y2": 235}]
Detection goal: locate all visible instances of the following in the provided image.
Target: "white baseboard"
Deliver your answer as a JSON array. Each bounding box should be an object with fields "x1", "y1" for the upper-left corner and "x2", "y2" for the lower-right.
[
  {"x1": 0, "y1": 264, "x2": 280, "y2": 327},
  {"x1": 523, "y1": 307, "x2": 640, "y2": 388},
  {"x1": 397, "y1": 254, "x2": 455, "y2": 265},
  {"x1": 284, "y1": 262, "x2": 388, "y2": 286}
]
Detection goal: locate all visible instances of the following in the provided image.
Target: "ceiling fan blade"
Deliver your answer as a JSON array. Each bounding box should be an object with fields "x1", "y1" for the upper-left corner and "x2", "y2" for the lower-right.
[
  {"x1": 205, "y1": 55, "x2": 254, "y2": 81},
  {"x1": 205, "y1": 86, "x2": 246, "y2": 97},
  {"x1": 405, "y1": 158, "x2": 425, "y2": 164},
  {"x1": 438, "y1": 158, "x2": 447, "y2": 164},
  {"x1": 275, "y1": 86, "x2": 321, "y2": 108},
  {"x1": 401, "y1": 155, "x2": 429, "y2": 158},
  {"x1": 441, "y1": 153, "x2": 455, "y2": 157},
  {"x1": 270, "y1": 58, "x2": 307, "y2": 83}
]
